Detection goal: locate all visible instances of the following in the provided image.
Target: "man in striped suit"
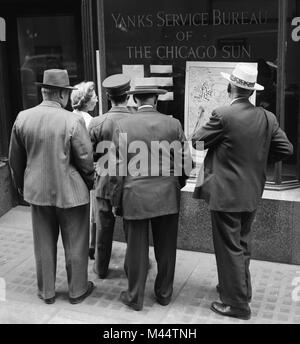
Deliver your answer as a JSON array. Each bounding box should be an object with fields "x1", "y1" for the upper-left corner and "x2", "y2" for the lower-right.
[{"x1": 9, "y1": 69, "x2": 95, "y2": 304}]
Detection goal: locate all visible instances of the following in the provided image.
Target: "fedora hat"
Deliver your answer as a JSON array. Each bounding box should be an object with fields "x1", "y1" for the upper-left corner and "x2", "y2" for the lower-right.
[
  {"x1": 126, "y1": 85, "x2": 167, "y2": 95},
  {"x1": 221, "y1": 63, "x2": 264, "y2": 91},
  {"x1": 36, "y1": 69, "x2": 77, "y2": 90}
]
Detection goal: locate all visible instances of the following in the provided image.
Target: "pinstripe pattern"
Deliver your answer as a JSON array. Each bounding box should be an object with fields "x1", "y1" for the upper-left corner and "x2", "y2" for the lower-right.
[{"x1": 9, "y1": 101, "x2": 94, "y2": 208}]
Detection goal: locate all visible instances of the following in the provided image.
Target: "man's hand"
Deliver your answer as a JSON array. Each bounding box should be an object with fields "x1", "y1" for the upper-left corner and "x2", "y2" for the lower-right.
[
  {"x1": 112, "y1": 206, "x2": 118, "y2": 217},
  {"x1": 189, "y1": 106, "x2": 205, "y2": 140},
  {"x1": 112, "y1": 206, "x2": 122, "y2": 217}
]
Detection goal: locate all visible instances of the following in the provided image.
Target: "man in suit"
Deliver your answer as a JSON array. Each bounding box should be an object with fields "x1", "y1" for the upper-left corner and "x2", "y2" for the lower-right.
[
  {"x1": 88, "y1": 74, "x2": 131, "y2": 279},
  {"x1": 192, "y1": 63, "x2": 293, "y2": 320},
  {"x1": 110, "y1": 83, "x2": 193, "y2": 311},
  {"x1": 9, "y1": 69, "x2": 95, "y2": 304}
]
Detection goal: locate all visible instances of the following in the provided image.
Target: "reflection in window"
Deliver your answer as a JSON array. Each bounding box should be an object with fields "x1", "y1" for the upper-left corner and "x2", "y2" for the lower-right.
[
  {"x1": 17, "y1": 16, "x2": 79, "y2": 109},
  {"x1": 0, "y1": 17, "x2": 5, "y2": 42}
]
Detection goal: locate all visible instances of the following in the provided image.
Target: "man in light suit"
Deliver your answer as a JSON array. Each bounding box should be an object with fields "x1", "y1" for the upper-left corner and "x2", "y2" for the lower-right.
[
  {"x1": 192, "y1": 63, "x2": 293, "y2": 320},
  {"x1": 9, "y1": 69, "x2": 95, "y2": 304},
  {"x1": 110, "y1": 84, "x2": 193, "y2": 311},
  {"x1": 88, "y1": 74, "x2": 131, "y2": 279}
]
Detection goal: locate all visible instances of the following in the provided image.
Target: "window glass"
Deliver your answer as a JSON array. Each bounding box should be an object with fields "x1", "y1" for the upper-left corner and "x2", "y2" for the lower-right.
[
  {"x1": 0, "y1": 17, "x2": 5, "y2": 42},
  {"x1": 17, "y1": 16, "x2": 79, "y2": 109},
  {"x1": 283, "y1": 1, "x2": 300, "y2": 182},
  {"x1": 104, "y1": 0, "x2": 279, "y2": 181}
]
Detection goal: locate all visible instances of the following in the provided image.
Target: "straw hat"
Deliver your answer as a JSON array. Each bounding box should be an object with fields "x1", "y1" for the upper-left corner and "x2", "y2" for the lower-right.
[{"x1": 221, "y1": 63, "x2": 264, "y2": 91}]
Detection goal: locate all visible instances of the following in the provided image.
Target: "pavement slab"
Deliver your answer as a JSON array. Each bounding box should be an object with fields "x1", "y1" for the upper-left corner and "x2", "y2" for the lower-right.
[{"x1": 1, "y1": 206, "x2": 300, "y2": 324}]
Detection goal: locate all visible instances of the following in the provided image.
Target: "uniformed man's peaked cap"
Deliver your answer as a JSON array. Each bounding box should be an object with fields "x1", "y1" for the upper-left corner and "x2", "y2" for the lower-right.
[{"x1": 102, "y1": 74, "x2": 131, "y2": 96}]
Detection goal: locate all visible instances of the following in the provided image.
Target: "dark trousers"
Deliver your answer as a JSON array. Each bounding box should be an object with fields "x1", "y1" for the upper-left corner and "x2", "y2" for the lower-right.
[
  {"x1": 90, "y1": 223, "x2": 96, "y2": 250},
  {"x1": 123, "y1": 213, "x2": 179, "y2": 309},
  {"x1": 89, "y1": 190, "x2": 96, "y2": 250},
  {"x1": 94, "y1": 198, "x2": 116, "y2": 276},
  {"x1": 31, "y1": 204, "x2": 90, "y2": 299},
  {"x1": 211, "y1": 210, "x2": 256, "y2": 309}
]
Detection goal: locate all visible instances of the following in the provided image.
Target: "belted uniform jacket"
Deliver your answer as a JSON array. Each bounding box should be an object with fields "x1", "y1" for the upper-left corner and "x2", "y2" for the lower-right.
[{"x1": 88, "y1": 106, "x2": 131, "y2": 200}]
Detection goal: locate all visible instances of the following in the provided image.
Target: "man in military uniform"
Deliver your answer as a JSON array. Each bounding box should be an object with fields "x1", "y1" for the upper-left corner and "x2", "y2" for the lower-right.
[{"x1": 88, "y1": 74, "x2": 131, "y2": 279}]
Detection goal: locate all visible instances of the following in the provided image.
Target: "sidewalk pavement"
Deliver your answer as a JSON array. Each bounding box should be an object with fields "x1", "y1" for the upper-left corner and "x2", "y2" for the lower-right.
[{"x1": 1, "y1": 206, "x2": 300, "y2": 324}]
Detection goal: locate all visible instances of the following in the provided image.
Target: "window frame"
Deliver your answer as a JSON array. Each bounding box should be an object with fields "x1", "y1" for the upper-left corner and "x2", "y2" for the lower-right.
[
  {"x1": 96, "y1": 0, "x2": 300, "y2": 189},
  {"x1": 265, "y1": 0, "x2": 300, "y2": 190}
]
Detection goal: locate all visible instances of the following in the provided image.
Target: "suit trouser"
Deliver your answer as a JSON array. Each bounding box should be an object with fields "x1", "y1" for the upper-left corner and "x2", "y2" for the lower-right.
[
  {"x1": 89, "y1": 190, "x2": 96, "y2": 250},
  {"x1": 94, "y1": 198, "x2": 116, "y2": 276},
  {"x1": 211, "y1": 210, "x2": 256, "y2": 309},
  {"x1": 123, "y1": 213, "x2": 179, "y2": 309},
  {"x1": 90, "y1": 223, "x2": 96, "y2": 250},
  {"x1": 31, "y1": 204, "x2": 90, "y2": 299}
]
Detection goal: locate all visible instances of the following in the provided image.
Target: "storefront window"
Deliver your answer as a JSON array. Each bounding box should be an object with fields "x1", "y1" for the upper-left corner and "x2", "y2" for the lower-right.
[
  {"x1": 17, "y1": 16, "x2": 80, "y2": 109},
  {"x1": 103, "y1": 0, "x2": 279, "y2": 182},
  {"x1": 283, "y1": 0, "x2": 300, "y2": 183}
]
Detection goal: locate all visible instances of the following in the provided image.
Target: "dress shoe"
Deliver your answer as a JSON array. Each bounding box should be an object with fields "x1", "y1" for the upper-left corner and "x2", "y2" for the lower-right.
[
  {"x1": 156, "y1": 296, "x2": 171, "y2": 306},
  {"x1": 69, "y1": 281, "x2": 95, "y2": 304},
  {"x1": 89, "y1": 248, "x2": 95, "y2": 260},
  {"x1": 120, "y1": 291, "x2": 143, "y2": 311},
  {"x1": 211, "y1": 301, "x2": 251, "y2": 320},
  {"x1": 38, "y1": 293, "x2": 56, "y2": 305}
]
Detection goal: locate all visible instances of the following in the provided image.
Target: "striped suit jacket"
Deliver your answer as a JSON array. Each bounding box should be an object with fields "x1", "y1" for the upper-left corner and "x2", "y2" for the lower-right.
[{"x1": 9, "y1": 100, "x2": 94, "y2": 208}]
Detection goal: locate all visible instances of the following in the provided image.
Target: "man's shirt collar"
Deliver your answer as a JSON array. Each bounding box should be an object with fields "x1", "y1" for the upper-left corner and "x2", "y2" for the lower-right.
[
  {"x1": 230, "y1": 97, "x2": 248, "y2": 105},
  {"x1": 138, "y1": 105, "x2": 154, "y2": 110},
  {"x1": 40, "y1": 100, "x2": 62, "y2": 108}
]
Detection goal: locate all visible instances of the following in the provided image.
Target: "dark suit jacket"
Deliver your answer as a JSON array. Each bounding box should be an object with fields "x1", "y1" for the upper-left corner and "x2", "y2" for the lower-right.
[
  {"x1": 9, "y1": 100, "x2": 94, "y2": 208},
  {"x1": 192, "y1": 99, "x2": 293, "y2": 212},
  {"x1": 88, "y1": 106, "x2": 131, "y2": 200},
  {"x1": 110, "y1": 107, "x2": 193, "y2": 220}
]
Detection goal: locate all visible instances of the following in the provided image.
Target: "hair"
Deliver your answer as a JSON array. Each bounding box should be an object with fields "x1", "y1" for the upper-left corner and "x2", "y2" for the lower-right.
[
  {"x1": 41, "y1": 87, "x2": 61, "y2": 99},
  {"x1": 71, "y1": 81, "x2": 96, "y2": 110},
  {"x1": 227, "y1": 83, "x2": 254, "y2": 98},
  {"x1": 108, "y1": 93, "x2": 128, "y2": 105},
  {"x1": 133, "y1": 93, "x2": 158, "y2": 102}
]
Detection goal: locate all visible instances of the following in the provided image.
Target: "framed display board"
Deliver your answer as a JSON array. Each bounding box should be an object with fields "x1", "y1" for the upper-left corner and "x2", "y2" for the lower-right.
[{"x1": 184, "y1": 61, "x2": 257, "y2": 182}]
